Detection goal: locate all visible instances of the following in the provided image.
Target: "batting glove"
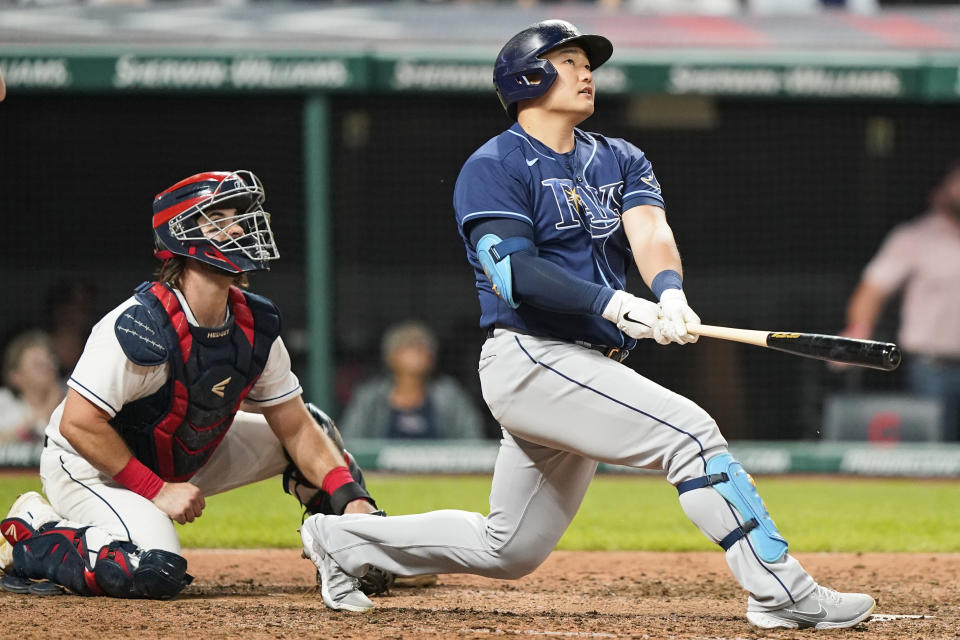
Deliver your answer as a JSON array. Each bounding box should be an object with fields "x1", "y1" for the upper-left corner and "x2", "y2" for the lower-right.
[
  {"x1": 654, "y1": 289, "x2": 700, "y2": 345},
  {"x1": 601, "y1": 290, "x2": 658, "y2": 340}
]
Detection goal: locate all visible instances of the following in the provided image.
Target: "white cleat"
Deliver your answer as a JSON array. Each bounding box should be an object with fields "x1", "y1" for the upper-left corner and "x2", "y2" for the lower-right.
[
  {"x1": 300, "y1": 515, "x2": 374, "y2": 612},
  {"x1": 747, "y1": 585, "x2": 876, "y2": 629},
  {"x1": 1, "y1": 491, "x2": 60, "y2": 573}
]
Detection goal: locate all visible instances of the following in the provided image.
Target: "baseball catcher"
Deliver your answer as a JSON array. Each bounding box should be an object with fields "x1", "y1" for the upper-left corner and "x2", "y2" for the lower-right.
[{"x1": 0, "y1": 170, "x2": 392, "y2": 598}]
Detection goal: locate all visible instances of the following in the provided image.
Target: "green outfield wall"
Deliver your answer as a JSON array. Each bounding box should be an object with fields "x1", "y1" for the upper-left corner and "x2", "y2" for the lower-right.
[
  {"x1": 4, "y1": 441, "x2": 959, "y2": 477},
  {"x1": 2, "y1": 50, "x2": 960, "y2": 101}
]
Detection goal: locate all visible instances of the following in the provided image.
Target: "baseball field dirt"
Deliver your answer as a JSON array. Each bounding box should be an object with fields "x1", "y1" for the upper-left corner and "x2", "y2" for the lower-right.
[{"x1": 2, "y1": 550, "x2": 956, "y2": 639}]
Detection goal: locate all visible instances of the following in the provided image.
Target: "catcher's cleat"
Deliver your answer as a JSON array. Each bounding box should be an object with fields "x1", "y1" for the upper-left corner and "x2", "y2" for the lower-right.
[
  {"x1": 747, "y1": 585, "x2": 875, "y2": 629},
  {"x1": 314, "y1": 564, "x2": 394, "y2": 596},
  {"x1": 1, "y1": 492, "x2": 60, "y2": 574},
  {"x1": 0, "y1": 574, "x2": 65, "y2": 596},
  {"x1": 300, "y1": 515, "x2": 374, "y2": 612}
]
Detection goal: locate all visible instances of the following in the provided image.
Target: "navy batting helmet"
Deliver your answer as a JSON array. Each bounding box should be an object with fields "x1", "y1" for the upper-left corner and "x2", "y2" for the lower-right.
[
  {"x1": 493, "y1": 20, "x2": 613, "y2": 120},
  {"x1": 152, "y1": 170, "x2": 279, "y2": 274}
]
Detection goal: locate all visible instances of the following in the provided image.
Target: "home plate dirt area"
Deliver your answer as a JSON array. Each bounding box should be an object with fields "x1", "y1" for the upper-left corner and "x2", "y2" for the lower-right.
[{"x1": 2, "y1": 551, "x2": 956, "y2": 639}]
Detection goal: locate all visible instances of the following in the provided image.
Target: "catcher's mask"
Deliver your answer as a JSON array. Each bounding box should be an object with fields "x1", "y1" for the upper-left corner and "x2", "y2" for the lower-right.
[{"x1": 152, "y1": 170, "x2": 279, "y2": 274}]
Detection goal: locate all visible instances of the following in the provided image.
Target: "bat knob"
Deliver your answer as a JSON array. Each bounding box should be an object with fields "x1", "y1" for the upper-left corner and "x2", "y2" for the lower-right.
[{"x1": 884, "y1": 344, "x2": 902, "y2": 371}]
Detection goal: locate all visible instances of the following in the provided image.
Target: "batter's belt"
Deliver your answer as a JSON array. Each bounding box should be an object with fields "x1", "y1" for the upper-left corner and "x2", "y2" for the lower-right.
[{"x1": 485, "y1": 326, "x2": 630, "y2": 363}]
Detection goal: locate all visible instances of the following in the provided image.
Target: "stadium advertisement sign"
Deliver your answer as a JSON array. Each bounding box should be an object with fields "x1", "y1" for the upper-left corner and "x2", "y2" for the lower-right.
[
  {"x1": 0, "y1": 51, "x2": 956, "y2": 101},
  {"x1": 0, "y1": 53, "x2": 367, "y2": 91},
  {"x1": 665, "y1": 65, "x2": 908, "y2": 98}
]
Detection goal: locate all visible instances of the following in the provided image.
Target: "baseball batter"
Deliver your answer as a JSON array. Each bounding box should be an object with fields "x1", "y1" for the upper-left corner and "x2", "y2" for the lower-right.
[
  {"x1": 303, "y1": 20, "x2": 875, "y2": 629},
  {"x1": 0, "y1": 170, "x2": 387, "y2": 598}
]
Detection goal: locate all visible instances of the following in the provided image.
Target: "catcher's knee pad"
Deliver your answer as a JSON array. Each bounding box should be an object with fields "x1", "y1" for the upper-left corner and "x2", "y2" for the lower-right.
[
  {"x1": 132, "y1": 549, "x2": 192, "y2": 599},
  {"x1": 94, "y1": 544, "x2": 192, "y2": 599},
  {"x1": 283, "y1": 403, "x2": 375, "y2": 516},
  {"x1": 677, "y1": 453, "x2": 788, "y2": 563}
]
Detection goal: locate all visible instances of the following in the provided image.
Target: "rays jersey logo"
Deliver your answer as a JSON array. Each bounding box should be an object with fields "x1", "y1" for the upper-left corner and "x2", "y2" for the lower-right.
[
  {"x1": 640, "y1": 173, "x2": 661, "y2": 193},
  {"x1": 542, "y1": 178, "x2": 623, "y2": 238}
]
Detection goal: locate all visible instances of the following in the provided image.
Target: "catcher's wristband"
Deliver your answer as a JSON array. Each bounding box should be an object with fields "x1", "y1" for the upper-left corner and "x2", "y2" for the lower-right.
[
  {"x1": 330, "y1": 483, "x2": 376, "y2": 515},
  {"x1": 322, "y1": 466, "x2": 376, "y2": 515},
  {"x1": 114, "y1": 457, "x2": 164, "y2": 500}
]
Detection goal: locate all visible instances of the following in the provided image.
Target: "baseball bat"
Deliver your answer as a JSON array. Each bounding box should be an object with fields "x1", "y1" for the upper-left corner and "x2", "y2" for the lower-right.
[{"x1": 685, "y1": 323, "x2": 901, "y2": 371}]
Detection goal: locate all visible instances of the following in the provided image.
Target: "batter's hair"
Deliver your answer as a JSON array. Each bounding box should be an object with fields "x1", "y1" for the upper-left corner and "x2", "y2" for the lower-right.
[{"x1": 154, "y1": 256, "x2": 249, "y2": 289}]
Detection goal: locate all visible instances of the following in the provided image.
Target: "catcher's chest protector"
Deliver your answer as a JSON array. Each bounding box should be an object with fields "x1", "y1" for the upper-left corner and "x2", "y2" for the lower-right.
[{"x1": 110, "y1": 281, "x2": 280, "y2": 481}]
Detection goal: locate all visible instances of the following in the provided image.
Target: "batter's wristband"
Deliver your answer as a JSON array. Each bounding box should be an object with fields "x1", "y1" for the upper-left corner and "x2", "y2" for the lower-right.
[
  {"x1": 113, "y1": 457, "x2": 164, "y2": 500},
  {"x1": 651, "y1": 269, "x2": 683, "y2": 300}
]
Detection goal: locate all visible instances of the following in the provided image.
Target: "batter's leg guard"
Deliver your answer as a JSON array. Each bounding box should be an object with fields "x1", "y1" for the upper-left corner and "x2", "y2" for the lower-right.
[
  {"x1": 282, "y1": 402, "x2": 376, "y2": 516},
  {"x1": 677, "y1": 453, "x2": 788, "y2": 563}
]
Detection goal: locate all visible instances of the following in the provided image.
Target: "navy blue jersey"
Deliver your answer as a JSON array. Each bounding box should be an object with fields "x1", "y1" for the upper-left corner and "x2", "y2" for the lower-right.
[{"x1": 454, "y1": 122, "x2": 665, "y2": 349}]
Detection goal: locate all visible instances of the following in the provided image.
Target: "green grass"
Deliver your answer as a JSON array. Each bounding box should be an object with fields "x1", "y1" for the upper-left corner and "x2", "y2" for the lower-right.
[{"x1": 1, "y1": 473, "x2": 956, "y2": 552}]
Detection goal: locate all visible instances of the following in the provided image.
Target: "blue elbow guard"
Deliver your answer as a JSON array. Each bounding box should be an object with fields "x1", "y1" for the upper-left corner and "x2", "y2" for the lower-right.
[
  {"x1": 678, "y1": 453, "x2": 788, "y2": 563},
  {"x1": 476, "y1": 234, "x2": 533, "y2": 309}
]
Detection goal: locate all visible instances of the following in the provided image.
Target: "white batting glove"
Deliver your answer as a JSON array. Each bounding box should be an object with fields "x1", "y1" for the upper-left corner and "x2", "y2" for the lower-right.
[
  {"x1": 601, "y1": 290, "x2": 658, "y2": 340},
  {"x1": 654, "y1": 289, "x2": 700, "y2": 345}
]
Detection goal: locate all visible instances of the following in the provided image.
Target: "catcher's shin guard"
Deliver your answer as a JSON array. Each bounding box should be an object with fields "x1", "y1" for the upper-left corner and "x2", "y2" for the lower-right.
[
  {"x1": 12, "y1": 525, "x2": 192, "y2": 599},
  {"x1": 11, "y1": 525, "x2": 99, "y2": 595}
]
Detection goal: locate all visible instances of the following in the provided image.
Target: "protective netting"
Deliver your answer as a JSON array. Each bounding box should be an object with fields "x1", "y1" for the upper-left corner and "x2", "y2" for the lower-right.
[{"x1": 2, "y1": 93, "x2": 957, "y2": 439}]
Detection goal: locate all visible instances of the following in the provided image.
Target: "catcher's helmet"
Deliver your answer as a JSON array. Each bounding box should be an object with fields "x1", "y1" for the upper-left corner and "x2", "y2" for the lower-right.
[
  {"x1": 493, "y1": 19, "x2": 613, "y2": 120},
  {"x1": 152, "y1": 170, "x2": 279, "y2": 274}
]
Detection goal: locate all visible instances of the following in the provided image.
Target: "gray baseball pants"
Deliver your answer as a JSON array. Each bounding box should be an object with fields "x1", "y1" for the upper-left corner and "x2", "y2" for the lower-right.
[{"x1": 311, "y1": 329, "x2": 816, "y2": 610}]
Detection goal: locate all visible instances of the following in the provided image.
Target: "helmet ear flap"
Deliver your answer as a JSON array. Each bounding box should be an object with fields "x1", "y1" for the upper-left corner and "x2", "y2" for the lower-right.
[{"x1": 497, "y1": 57, "x2": 558, "y2": 121}]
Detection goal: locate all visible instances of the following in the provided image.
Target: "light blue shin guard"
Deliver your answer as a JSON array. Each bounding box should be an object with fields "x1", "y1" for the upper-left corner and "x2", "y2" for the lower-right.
[{"x1": 678, "y1": 453, "x2": 788, "y2": 563}]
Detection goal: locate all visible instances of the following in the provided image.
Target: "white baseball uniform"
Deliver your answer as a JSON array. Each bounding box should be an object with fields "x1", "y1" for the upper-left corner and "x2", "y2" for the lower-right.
[{"x1": 40, "y1": 288, "x2": 302, "y2": 554}]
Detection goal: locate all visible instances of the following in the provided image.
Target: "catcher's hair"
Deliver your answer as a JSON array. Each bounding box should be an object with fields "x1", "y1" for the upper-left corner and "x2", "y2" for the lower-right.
[{"x1": 154, "y1": 256, "x2": 248, "y2": 289}]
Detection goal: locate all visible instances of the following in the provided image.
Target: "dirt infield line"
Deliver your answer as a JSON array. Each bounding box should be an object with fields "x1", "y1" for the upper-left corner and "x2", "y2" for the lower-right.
[{"x1": 2, "y1": 550, "x2": 957, "y2": 639}]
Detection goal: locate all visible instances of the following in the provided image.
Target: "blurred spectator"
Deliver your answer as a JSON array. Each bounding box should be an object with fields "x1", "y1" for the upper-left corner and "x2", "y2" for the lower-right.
[
  {"x1": 840, "y1": 162, "x2": 960, "y2": 438},
  {"x1": 0, "y1": 330, "x2": 65, "y2": 444},
  {"x1": 339, "y1": 321, "x2": 485, "y2": 440},
  {"x1": 44, "y1": 280, "x2": 97, "y2": 380},
  {"x1": 747, "y1": 0, "x2": 877, "y2": 12},
  {"x1": 0, "y1": 65, "x2": 5, "y2": 102}
]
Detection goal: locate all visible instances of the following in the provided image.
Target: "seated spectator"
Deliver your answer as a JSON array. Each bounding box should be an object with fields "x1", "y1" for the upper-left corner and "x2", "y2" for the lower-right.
[
  {"x1": 339, "y1": 321, "x2": 485, "y2": 440},
  {"x1": 0, "y1": 330, "x2": 65, "y2": 444}
]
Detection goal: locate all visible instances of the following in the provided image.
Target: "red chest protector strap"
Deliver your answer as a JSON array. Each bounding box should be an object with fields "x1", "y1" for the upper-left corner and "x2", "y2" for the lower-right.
[{"x1": 146, "y1": 283, "x2": 257, "y2": 480}]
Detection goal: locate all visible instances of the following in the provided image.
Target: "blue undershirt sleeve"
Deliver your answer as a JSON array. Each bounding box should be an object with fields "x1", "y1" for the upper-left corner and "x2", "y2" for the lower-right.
[{"x1": 467, "y1": 218, "x2": 614, "y2": 315}]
